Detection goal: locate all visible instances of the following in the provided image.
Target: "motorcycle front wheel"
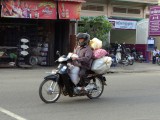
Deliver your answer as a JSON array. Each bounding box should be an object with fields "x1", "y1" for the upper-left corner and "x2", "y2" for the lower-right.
[
  {"x1": 157, "y1": 58, "x2": 160, "y2": 65},
  {"x1": 39, "y1": 79, "x2": 61, "y2": 103},
  {"x1": 87, "y1": 77, "x2": 104, "y2": 99},
  {"x1": 129, "y1": 60, "x2": 134, "y2": 65}
]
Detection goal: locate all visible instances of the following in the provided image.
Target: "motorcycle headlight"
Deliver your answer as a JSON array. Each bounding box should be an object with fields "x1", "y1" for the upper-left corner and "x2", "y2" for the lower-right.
[{"x1": 51, "y1": 70, "x2": 58, "y2": 74}]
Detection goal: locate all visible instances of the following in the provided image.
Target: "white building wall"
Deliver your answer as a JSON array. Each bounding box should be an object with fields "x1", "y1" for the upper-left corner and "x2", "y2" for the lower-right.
[
  {"x1": 80, "y1": 10, "x2": 106, "y2": 17},
  {"x1": 136, "y1": 19, "x2": 149, "y2": 44}
]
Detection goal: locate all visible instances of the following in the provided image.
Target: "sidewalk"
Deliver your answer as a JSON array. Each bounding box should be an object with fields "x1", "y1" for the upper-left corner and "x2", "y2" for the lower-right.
[
  {"x1": 0, "y1": 62, "x2": 159, "y2": 73},
  {"x1": 109, "y1": 62, "x2": 160, "y2": 73}
]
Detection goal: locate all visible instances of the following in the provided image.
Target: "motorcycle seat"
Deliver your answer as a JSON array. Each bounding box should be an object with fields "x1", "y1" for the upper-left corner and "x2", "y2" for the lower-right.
[{"x1": 86, "y1": 70, "x2": 95, "y2": 74}]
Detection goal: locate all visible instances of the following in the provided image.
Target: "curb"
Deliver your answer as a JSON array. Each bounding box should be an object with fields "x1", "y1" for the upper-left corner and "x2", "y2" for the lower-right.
[{"x1": 108, "y1": 69, "x2": 160, "y2": 73}]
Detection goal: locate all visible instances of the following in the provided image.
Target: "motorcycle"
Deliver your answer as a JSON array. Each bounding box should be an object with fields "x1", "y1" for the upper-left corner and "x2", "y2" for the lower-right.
[
  {"x1": 126, "y1": 53, "x2": 134, "y2": 65},
  {"x1": 39, "y1": 51, "x2": 107, "y2": 103},
  {"x1": 115, "y1": 44, "x2": 122, "y2": 64},
  {"x1": 115, "y1": 44, "x2": 134, "y2": 66},
  {"x1": 109, "y1": 49, "x2": 117, "y2": 67},
  {"x1": 136, "y1": 52, "x2": 145, "y2": 63},
  {"x1": 156, "y1": 54, "x2": 160, "y2": 65}
]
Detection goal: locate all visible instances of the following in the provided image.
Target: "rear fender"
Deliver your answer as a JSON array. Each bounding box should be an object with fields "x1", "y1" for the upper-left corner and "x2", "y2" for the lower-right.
[
  {"x1": 99, "y1": 75, "x2": 106, "y2": 81},
  {"x1": 97, "y1": 75, "x2": 107, "y2": 86}
]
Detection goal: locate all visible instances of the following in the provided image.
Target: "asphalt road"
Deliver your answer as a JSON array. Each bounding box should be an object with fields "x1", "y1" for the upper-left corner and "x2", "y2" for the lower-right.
[{"x1": 0, "y1": 68, "x2": 160, "y2": 120}]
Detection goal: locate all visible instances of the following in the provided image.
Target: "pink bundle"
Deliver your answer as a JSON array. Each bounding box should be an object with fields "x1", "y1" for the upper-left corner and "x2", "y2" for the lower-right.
[{"x1": 93, "y1": 49, "x2": 108, "y2": 59}]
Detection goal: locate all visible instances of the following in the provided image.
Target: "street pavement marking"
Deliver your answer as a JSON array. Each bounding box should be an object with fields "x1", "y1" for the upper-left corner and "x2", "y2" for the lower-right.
[{"x1": 0, "y1": 107, "x2": 27, "y2": 120}]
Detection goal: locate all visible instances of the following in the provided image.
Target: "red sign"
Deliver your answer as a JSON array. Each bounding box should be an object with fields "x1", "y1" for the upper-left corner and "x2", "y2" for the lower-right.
[
  {"x1": 58, "y1": 0, "x2": 85, "y2": 2},
  {"x1": 58, "y1": 2, "x2": 82, "y2": 20},
  {"x1": 149, "y1": 6, "x2": 160, "y2": 36},
  {"x1": 1, "y1": 0, "x2": 57, "y2": 19}
]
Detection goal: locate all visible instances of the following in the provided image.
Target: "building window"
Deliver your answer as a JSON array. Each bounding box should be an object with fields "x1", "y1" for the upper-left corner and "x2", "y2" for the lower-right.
[
  {"x1": 113, "y1": 7, "x2": 127, "y2": 13},
  {"x1": 113, "y1": 6, "x2": 141, "y2": 15},
  {"x1": 128, "y1": 8, "x2": 141, "y2": 14},
  {"x1": 89, "y1": 5, "x2": 97, "y2": 11},
  {"x1": 82, "y1": 5, "x2": 104, "y2": 11}
]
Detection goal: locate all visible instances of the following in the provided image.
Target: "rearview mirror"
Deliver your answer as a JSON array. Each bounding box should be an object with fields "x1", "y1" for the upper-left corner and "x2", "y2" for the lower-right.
[{"x1": 56, "y1": 51, "x2": 60, "y2": 56}]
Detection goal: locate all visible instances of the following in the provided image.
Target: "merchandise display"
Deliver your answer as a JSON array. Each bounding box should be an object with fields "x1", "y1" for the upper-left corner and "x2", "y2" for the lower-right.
[{"x1": 39, "y1": 42, "x2": 48, "y2": 66}]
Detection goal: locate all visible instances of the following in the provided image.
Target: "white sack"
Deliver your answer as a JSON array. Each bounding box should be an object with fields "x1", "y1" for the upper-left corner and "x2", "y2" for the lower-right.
[
  {"x1": 91, "y1": 56, "x2": 112, "y2": 74},
  {"x1": 89, "y1": 38, "x2": 102, "y2": 50},
  {"x1": 68, "y1": 66, "x2": 80, "y2": 85},
  {"x1": 67, "y1": 52, "x2": 78, "y2": 59}
]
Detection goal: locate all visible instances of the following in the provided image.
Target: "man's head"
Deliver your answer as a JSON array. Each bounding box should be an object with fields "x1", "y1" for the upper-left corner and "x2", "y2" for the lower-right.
[
  {"x1": 76, "y1": 33, "x2": 90, "y2": 46},
  {"x1": 154, "y1": 46, "x2": 157, "y2": 50}
]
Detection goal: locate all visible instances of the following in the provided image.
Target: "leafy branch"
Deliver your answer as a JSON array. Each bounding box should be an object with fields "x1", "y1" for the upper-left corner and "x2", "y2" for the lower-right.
[{"x1": 78, "y1": 16, "x2": 112, "y2": 49}]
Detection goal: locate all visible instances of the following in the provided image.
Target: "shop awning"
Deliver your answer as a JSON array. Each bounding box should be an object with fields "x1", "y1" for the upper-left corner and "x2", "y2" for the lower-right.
[
  {"x1": 58, "y1": 0, "x2": 86, "y2": 3},
  {"x1": 1, "y1": 0, "x2": 84, "y2": 20},
  {"x1": 1, "y1": 0, "x2": 57, "y2": 19}
]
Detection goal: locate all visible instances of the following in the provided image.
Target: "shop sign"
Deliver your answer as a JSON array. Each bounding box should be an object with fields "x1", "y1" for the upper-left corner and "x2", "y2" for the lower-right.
[
  {"x1": 147, "y1": 37, "x2": 155, "y2": 51},
  {"x1": 58, "y1": 2, "x2": 82, "y2": 20},
  {"x1": 109, "y1": 19, "x2": 137, "y2": 30},
  {"x1": 1, "y1": 0, "x2": 57, "y2": 19},
  {"x1": 149, "y1": 6, "x2": 160, "y2": 36}
]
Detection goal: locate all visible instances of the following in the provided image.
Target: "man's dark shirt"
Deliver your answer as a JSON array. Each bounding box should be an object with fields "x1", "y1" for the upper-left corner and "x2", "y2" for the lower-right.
[{"x1": 74, "y1": 45, "x2": 93, "y2": 70}]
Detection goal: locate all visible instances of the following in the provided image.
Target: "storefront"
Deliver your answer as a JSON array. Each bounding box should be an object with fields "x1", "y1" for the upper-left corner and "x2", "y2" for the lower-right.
[
  {"x1": 0, "y1": 0, "x2": 85, "y2": 67},
  {"x1": 109, "y1": 19, "x2": 137, "y2": 45}
]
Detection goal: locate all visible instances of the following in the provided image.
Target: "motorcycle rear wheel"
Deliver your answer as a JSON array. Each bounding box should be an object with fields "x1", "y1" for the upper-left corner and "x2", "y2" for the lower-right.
[
  {"x1": 87, "y1": 77, "x2": 104, "y2": 99},
  {"x1": 39, "y1": 79, "x2": 61, "y2": 103}
]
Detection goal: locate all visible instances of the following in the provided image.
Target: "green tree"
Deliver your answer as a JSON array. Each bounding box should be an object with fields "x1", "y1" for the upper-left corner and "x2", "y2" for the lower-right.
[{"x1": 78, "y1": 16, "x2": 112, "y2": 49}]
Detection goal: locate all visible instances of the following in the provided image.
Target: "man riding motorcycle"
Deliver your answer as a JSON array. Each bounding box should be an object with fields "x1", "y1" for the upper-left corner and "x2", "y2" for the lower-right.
[
  {"x1": 71, "y1": 33, "x2": 94, "y2": 91},
  {"x1": 39, "y1": 33, "x2": 107, "y2": 103}
]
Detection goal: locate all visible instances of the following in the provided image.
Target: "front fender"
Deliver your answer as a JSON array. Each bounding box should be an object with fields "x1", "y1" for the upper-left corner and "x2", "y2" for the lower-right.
[{"x1": 44, "y1": 74, "x2": 59, "y2": 82}]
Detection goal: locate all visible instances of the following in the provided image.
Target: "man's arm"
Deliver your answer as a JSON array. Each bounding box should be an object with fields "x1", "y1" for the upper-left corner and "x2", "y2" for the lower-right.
[{"x1": 77, "y1": 49, "x2": 93, "y2": 62}]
